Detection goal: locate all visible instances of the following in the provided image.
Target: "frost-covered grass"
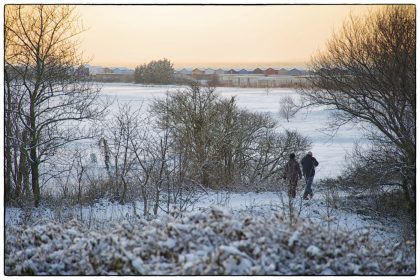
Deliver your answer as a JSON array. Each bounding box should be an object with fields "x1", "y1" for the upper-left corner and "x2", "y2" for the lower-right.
[
  {"x1": 5, "y1": 207, "x2": 415, "y2": 275},
  {"x1": 5, "y1": 187, "x2": 405, "y2": 244},
  {"x1": 5, "y1": 188, "x2": 411, "y2": 275}
]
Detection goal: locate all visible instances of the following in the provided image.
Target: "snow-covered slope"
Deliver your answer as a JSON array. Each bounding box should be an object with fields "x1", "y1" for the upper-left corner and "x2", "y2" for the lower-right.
[
  {"x1": 5, "y1": 188, "x2": 403, "y2": 245},
  {"x1": 6, "y1": 85, "x2": 410, "y2": 276}
]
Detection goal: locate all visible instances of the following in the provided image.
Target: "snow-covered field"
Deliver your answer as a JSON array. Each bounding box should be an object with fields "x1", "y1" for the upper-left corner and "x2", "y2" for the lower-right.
[
  {"x1": 99, "y1": 83, "x2": 363, "y2": 179},
  {"x1": 5, "y1": 84, "x2": 412, "y2": 276}
]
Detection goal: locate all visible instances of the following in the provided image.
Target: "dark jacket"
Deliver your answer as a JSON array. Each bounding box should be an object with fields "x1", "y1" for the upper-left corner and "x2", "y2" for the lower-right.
[
  {"x1": 284, "y1": 158, "x2": 302, "y2": 185},
  {"x1": 301, "y1": 155, "x2": 319, "y2": 178}
]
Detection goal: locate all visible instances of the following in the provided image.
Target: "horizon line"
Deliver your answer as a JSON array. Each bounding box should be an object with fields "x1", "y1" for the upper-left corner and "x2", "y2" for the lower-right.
[{"x1": 88, "y1": 61, "x2": 310, "y2": 69}]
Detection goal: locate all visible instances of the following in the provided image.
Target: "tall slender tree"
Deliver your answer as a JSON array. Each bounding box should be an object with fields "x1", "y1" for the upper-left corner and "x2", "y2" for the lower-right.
[{"x1": 5, "y1": 5, "x2": 108, "y2": 206}]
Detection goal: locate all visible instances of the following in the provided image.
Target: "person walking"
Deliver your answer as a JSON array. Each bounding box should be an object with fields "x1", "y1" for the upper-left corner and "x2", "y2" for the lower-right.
[
  {"x1": 301, "y1": 151, "x2": 319, "y2": 200},
  {"x1": 283, "y1": 153, "x2": 302, "y2": 198}
]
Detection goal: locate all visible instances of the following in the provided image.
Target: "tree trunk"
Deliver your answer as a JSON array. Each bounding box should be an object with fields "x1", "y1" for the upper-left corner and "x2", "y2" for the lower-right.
[
  {"x1": 30, "y1": 146, "x2": 41, "y2": 207},
  {"x1": 78, "y1": 166, "x2": 84, "y2": 220},
  {"x1": 4, "y1": 74, "x2": 13, "y2": 203},
  {"x1": 153, "y1": 185, "x2": 160, "y2": 216},
  {"x1": 29, "y1": 96, "x2": 40, "y2": 207},
  {"x1": 141, "y1": 184, "x2": 148, "y2": 217},
  {"x1": 401, "y1": 178, "x2": 415, "y2": 212},
  {"x1": 154, "y1": 137, "x2": 167, "y2": 215},
  {"x1": 16, "y1": 147, "x2": 26, "y2": 199},
  {"x1": 120, "y1": 174, "x2": 127, "y2": 205},
  {"x1": 4, "y1": 156, "x2": 12, "y2": 202},
  {"x1": 5, "y1": 133, "x2": 13, "y2": 203},
  {"x1": 16, "y1": 129, "x2": 29, "y2": 201}
]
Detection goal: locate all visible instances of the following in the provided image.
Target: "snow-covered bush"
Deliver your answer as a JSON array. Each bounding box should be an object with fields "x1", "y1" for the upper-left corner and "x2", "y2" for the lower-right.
[
  {"x1": 5, "y1": 207, "x2": 415, "y2": 275},
  {"x1": 150, "y1": 84, "x2": 310, "y2": 188}
]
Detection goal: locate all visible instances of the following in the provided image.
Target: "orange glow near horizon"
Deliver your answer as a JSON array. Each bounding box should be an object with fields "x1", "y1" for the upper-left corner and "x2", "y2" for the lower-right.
[{"x1": 76, "y1": 5, "x2": 377, "y2": 68}]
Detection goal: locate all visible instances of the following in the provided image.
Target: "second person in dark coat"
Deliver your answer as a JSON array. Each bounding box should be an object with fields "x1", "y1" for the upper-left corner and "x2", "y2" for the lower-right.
[{"x1": 301, "y1": 151, "x2": 319, "y2": 200}]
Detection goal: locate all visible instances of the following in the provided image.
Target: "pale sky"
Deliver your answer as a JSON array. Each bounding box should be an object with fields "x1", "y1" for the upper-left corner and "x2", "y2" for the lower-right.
[{"x1": 77, "y1": 5, "x2": 376, "y2": 68}]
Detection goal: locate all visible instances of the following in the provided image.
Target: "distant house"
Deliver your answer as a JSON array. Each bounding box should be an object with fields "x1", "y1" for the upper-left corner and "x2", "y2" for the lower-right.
[
  {"x1": 227, "y1": 69, "x2": 238, "y2": 74},
  {"x1": 112, "y1": 68, "x2": 134, "y2": 75},
  {"x1": 192, "y1": 68, "x2": 205, "y2": 76},
  {"x1": 277, "y1": 68, "x2": 289, "y2": 75},
  {"x1": 264, "y1": 68, "x2": 278, "y2": 76},
  {"x1": 112, "y1": 68, "x2": 122, "y2": 74},
  {"x1": 238, "y1": 69, "x2": 249, "y2": 75},
  {"x1": 217, "y1": 73, "x2": 308, "y2": 87},
  {"x1": 288, "y1": 68, "x2": 303, "y2": 76},
  {"x1": 215, "y1": 68, "x2": 225, "y2": 75},
  {"x1": 178, "y1": 68, "x2": 193, "y2": 75},
  {"x1": 252, "y1": 68, "x2": 264, "y2": 74},
  {"x1": 104, "y1": 67, "x2": 113, "y2": 74},
  {"x1": 88, "y1": 65, "x2": 105, "y2": 75},
  {"x1": 204, "y1": 68, "x2": 216, "y2": 75}
]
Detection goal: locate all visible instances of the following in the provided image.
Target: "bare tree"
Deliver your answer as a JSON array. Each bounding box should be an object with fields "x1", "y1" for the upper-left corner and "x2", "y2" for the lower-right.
[
  {"x1": 5, "y1": 5, "x2": 108, "y2": 206},
  {"x1": 264, "y1": 85, "x2": 271, "y2": 96},
  {"x1": 151, "y1": 84, "x2": 220, "y2": 186},
  {"x1": 245, "y1": 129, "x2": 310, "y2": 186},
  {"x1": 151, "y1": 83, "x2": 310, "y2": 188},
  {"x1": 278, "y1": 95, "x2": 298, "y2": 122},
  {"x1": 300, "y1": 6, "x2": 415, "y2": 209},
  {"x1": 100, "y1": 103, "x2": 146, "y2": 204}
]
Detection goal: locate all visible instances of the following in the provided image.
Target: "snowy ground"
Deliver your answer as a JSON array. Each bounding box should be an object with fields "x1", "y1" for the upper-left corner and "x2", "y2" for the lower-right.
[
  {"x1": 5, "y1": 186, "x2": 402, "y2": 245},
  {"x1": 99, "y1": 83, "x2": 365, "y2": 180},
  {"x1": 5, "y1": 84, "x2": 411, "y2": 275}
]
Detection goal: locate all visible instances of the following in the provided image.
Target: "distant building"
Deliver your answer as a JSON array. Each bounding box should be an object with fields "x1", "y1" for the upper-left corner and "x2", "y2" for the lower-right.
[
  {"x1": 288, "y1": 68, "x2": 303, "y2": 76},
  {"x1": 264, "y1": 68, "x2": 278, "y2": 76},
  {"x1": 238, "y1": 69, "x2": 250, "y2": 75},
  {"x1": 104, "y1": 67, "x2": 113, "y2": 74},
  {"x1": 192, "y1": 68, "x2": 205, "y2": 76},
  {"x1": 88, "y1": 66, "x2": 105, "y2": 75},
  {"x1": 227, "y1": 69, "x2": 238, "y2": 74},
  {"x1": 218, "y1": 74, "x2": 268, "y2": 87},
  {"x1": 178, "y1": 68, "x2": 193, "y2": 75},
  {"x1": 215, "y1": 68, "x2": 226, "y2": 75},
  {"x1": 204, "y1": 68, "x2": 216, "y2": 75},
  {"x1": 252, "y1": 68, "x2": 264, "y2": 74},
  {"x1": 217, "y1": 74, "x2": 309, "y2": 88},
  {"x1": 112, "y1": 68, "x2": 134, "y2": 75},
  {"x1": 277, "y1": 68, "x2": 289, "y2": 75}
]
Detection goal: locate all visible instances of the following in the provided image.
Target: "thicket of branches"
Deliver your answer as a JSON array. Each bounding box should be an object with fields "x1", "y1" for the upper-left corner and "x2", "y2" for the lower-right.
[
  {"x1": 51, "y1": 84, "x2": 309, "y2": 218},
  {"x1": 301, "y1": 5, "x2": 415, "y2": 210},
  {"x1": 151, "y1": 83, "x2": 310, "y2": 188},
  {"x1": 4, "y1": 5, "x2": 108, "y2": 207}
]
